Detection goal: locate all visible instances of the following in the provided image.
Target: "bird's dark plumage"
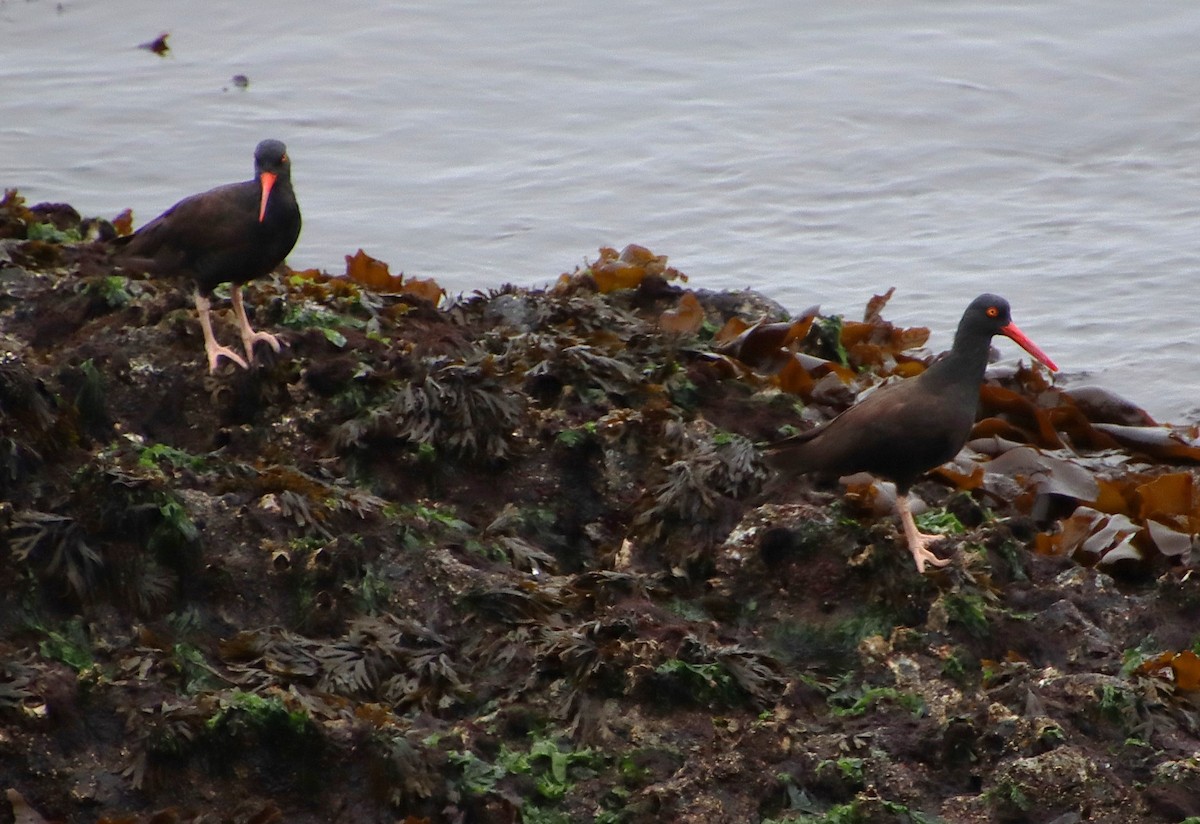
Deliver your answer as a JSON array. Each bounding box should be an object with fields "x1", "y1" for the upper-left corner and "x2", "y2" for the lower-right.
[
  {"x1": 774, "y1": 293, "x2": 1058, "y2": 571},
  {"x1": 115, "y1": 139, "x2": 301, "y2": 371}
]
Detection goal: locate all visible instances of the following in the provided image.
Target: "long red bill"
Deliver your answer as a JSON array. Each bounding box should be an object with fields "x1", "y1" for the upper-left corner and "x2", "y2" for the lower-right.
[
  {"x1": 1001, "y1": 322, "x2": 1058, "y2": 372},
  {"x1": 258, "y1": 171, "x2": 277, "y2": 222}
]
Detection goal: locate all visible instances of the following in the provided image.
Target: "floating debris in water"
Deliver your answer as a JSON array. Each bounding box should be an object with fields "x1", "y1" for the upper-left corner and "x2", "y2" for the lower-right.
[{"x1": 137, "y1": 32, "x2": 170, "y2": 57}]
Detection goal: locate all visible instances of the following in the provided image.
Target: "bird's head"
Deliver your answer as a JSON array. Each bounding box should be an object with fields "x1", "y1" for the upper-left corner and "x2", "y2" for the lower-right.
[
  {"x1": 963, "y1": 293, "x2": 1058, "y2": 372},
  {"x1": 253, "y1": 139, "x2": 291, "y2": 222}
]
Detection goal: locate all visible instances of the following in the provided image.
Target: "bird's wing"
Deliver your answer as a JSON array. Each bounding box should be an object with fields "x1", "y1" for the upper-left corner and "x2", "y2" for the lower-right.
[
  {"x1": 769, "y1": 377, "x2": 939, "y2": 474},
  {"x1": 118, "y1": 181, "x2": 257, "y2": 258}
]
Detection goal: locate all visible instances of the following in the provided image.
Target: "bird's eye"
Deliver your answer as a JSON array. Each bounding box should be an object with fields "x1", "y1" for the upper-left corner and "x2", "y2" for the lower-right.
[{"x1": 986, "y1": 306, "x2": 999, "y2": 318}]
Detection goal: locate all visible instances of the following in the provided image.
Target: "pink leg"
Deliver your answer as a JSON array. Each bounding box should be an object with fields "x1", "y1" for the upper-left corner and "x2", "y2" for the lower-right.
[
  {"x1": 194, "y1": 292, "x2": 249, "y2": 372},
  {"x1": 896, "y1": 494, "x2": 952, "y2": 574},
  {"x1": 231, "y1": 286, "x2": 282, "y2": 364}
]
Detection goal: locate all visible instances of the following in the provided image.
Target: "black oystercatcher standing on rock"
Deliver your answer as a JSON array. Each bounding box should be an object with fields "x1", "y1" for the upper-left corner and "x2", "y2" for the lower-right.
[
  {"x1": 115, "y1": 139, "x2": 301, "y2": 372},
  {"x1": 771, "y1": 294, "x2": 1058, "y2": 573}
]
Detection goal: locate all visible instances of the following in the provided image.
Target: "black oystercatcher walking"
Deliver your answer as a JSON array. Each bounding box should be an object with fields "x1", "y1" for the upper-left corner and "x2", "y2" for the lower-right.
[
  {"x1": 772, "y1": 294, "x2": 1058, "y2": 573},
  {"x1": 115, "y1": 139, "x2": 301, "y2": 371}
]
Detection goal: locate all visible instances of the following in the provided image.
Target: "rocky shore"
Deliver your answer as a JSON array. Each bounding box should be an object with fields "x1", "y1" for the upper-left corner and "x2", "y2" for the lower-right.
[{"x1": 1, "y1": 190, "x2": 1199, "y2": 823}]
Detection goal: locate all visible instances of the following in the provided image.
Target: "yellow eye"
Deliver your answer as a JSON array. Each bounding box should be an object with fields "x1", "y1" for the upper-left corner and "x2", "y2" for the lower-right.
[{"x1": 986, "y1": 306, "x2": 999, "y2": 318}]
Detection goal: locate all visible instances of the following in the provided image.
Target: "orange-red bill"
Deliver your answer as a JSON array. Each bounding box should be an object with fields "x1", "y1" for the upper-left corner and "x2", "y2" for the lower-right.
[
  {"x1": 1001, "y1": 322, "x2": 1058, "y2": 372},
  {"x1": 258, "y1": 171, "x2": 277, "y2": 222}
]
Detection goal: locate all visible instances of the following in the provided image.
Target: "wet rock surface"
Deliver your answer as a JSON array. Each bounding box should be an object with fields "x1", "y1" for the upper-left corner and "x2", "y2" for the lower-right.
[{"x1": 1, "y1": 193, "x2": 1199, "y2": 823}]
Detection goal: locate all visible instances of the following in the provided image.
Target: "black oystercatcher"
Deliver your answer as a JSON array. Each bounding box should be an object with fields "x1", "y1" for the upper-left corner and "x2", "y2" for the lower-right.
[
  {"x1": 772, "y1": 294, "x2": 1058, "y2": 573},
  {"x1": 115, "y1": 139, "x2": 301, "y2": 372}
]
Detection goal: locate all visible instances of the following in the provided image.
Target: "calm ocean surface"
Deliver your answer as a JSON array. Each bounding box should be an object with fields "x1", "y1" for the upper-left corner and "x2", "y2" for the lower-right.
[{"x1": 4, "y1": 0, "x2": 1200, "y2": 422}]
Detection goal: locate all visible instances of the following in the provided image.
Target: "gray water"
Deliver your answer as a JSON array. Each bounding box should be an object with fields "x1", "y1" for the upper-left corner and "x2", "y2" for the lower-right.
[{"x1": 4, "y1": 0, "x2": 1200, "y2": 422}]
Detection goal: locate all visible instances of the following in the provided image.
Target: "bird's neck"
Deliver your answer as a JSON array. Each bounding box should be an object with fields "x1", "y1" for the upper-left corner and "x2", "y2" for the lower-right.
[
  {"x1": 923, "y1": 333, "x2": 992, "y2": 389},
  {"x1": 260, "y1": 177, "x2": 294, "y2": 222}
]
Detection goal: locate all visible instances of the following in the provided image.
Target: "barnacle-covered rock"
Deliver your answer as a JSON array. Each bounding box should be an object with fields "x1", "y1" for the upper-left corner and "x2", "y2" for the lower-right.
[
  {"x1": 0, "y1": 212, "x2": 1197, "y2": 823},
  {"x1": 986, "y1": 746, "x2": 1111, "y2": 821}
]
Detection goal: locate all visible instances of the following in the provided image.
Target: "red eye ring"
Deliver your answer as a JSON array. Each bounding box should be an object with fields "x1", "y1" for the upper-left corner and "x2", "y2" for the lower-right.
[{"x1": 986, "y1": 306, "x2": 999, "y2": 318}]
